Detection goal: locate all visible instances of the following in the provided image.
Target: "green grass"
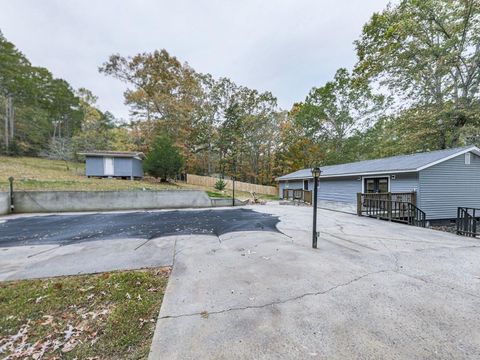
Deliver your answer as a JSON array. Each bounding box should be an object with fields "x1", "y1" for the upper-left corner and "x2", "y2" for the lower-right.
[
  {"x1": 0, "y1": 156, "x2": 180, "y2": 192},
  {"x1": 0, "y1": 268, "x2": 170, "y2": 359},
  {"x1": 206, "y1": 190, "x2": 231, "y2": 198},
  {"x1": 0, "y1": 156, "x2": 279, "y2": 201}
]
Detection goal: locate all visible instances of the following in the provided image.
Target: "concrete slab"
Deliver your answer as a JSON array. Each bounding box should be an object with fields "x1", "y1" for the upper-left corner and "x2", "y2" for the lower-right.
[
  {"x1": 0, "y1": 237, "x2": 175, "y2": 281},
  {"x1": 149, "y1": 203, "x2": 480, "y2": 359}
]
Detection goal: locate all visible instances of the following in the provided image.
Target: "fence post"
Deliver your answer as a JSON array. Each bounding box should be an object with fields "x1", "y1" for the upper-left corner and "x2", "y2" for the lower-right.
[
  {"x1": 356, "y1": 193, "x2": 362, "y2": 216},
  {"x1": 387, "y1": 192, "x2": 392, "y2": 220},
  {"x1": 411, "y1": 191, "x2": 417, "y2": 207},
  {"x1": 8, "y1": 176, "x2": 14, "y2": 213}
]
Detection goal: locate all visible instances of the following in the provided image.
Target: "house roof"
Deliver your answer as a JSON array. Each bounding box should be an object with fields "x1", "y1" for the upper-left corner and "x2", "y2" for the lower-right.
[
  {"x1": 78, "y1": 151, "x2": 145, "y2": 159},
  {"x1": 276, "y1": 145, "x2": 480, "y2": 181}
]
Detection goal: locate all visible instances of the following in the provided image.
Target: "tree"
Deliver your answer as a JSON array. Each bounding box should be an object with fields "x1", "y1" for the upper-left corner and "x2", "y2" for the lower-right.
[
  {"x1": 355, "y1": 0, "x2": 480, "y2": 149},
  {"x1": 0, "y1": 32, "x2": 82, "y2": 155},
  {"x1": 143, "y1": 135, "x2": 184, "y2": 181},
  {"x1": 44, "y1": 137, "x2": 74, "y2": 170},
  {"x1": 214, "y1": 178, "x2": 226, "y2": 191},
  {"x1": 292, "y1": 68, "x2": 384, "y2": 165},
  {"x1": 100, "y1": 49, "x2": 281, "y2": 184}
]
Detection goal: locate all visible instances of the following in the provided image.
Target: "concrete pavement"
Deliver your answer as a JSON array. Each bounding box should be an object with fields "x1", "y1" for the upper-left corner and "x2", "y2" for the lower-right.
[{"x1": 149, "y1": 203, "x2": 480, "y2": 359}]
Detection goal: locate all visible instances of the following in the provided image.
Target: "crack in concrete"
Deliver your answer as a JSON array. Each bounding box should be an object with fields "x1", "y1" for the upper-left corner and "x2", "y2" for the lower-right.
[{"x1": 159, "y1": 269, "x2": 390, "y2": 320}]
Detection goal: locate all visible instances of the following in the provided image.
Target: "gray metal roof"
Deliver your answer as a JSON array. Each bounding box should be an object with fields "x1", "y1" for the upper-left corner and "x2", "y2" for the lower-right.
[
  {"x1": 79, "y1": 151, "x2": 145, "y2": 159},
  {"x1": 277, "y1": 146, "x2": 480, "y2": 180}
]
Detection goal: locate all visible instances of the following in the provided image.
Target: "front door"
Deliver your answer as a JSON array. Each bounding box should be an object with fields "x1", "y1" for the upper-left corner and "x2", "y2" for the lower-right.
[
  {"x1": 104, "y1": 157, "x2": 114, "y2": 176},
  {"x1": 364, "y1": 177, "x2": 389, "y2": 193}
]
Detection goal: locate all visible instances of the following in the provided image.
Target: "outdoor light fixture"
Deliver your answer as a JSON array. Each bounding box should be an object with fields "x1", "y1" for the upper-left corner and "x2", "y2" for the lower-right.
[{"x1": 311, "y1": 166, "x2": 321, "y2": 249}]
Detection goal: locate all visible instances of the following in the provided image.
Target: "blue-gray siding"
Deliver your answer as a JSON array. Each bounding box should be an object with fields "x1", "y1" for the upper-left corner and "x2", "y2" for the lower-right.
[
  {"x1": 132, "y1": 158, "x2": 144, "y2": 177},
  {"x1": 318, "y1": 177, "x2": 360, "y2": 203},
  {"x1": 114, "y1": 158, "x2": 132, "y2": 176},
  {"x1": 85, "y1": 156, "x2": 143, "y2": 178},
  {"x1": 279, "y1": 172, "x2": 419, "y2": 205},
  {"x1": 390, "y1": 173, "x2": 419, "y2": 193},
  {"x1": 419, "y1": 152, "x2": 480, "y2": 220},
  {"x1": 85, "y1": 157, "x2": 104, "y2": 176}
]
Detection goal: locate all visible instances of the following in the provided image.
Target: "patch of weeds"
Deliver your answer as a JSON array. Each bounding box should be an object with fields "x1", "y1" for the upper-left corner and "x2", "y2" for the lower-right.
[{"x1": 207, "y1": 190, "x2": 230, "y2": 198}]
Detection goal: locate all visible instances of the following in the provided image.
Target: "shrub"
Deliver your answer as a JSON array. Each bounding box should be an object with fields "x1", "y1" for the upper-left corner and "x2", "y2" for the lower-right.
[{"x1": 214, "y1": 178, "x2": 227, "y2": 191}]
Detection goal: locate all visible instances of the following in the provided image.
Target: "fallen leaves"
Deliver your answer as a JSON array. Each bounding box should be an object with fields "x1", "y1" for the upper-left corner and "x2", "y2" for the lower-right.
[
  {"x1": 35, "y1": 295, "x2": 48, "y2": 304},
  {"x1": 1, "y1": 267, "x2": 169, "y2": 358}
]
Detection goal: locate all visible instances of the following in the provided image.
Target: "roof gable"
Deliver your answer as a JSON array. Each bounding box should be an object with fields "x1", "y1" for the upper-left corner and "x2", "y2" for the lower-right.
[{"x1": 277, "y1": 146, "x2": 480, "y2": 180}]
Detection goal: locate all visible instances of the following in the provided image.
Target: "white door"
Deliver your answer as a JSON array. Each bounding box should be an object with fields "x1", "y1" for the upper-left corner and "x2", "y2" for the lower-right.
[{"x1": 104, "y1": 157, "x2": 114, "y2": 176}]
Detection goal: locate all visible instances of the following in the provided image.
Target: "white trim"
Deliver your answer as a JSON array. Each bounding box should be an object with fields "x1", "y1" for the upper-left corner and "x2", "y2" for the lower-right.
[
  {"x1": 361, "y1": 175, "x2": 391, "y2": 193},
  {"x1": 416, "y1": 146, "x2": 480, "y2": 170}
]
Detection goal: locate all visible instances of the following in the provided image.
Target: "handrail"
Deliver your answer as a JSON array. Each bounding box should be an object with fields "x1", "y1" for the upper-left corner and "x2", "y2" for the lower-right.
[
  {"x1": 359, "y1": 194, "x2": 426, "y2": 228},
  {"x1": 282, "y1": 188, "x2": 313, "y2": 205},
  {"x1": 456, "y1": 207, "x2": 479, "y2": 237}
]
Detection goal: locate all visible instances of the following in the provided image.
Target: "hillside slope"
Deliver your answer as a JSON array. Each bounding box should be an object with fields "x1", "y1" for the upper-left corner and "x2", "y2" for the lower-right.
[{"x1": 0, "y1": 157, "x2": 178, "y2": 191}]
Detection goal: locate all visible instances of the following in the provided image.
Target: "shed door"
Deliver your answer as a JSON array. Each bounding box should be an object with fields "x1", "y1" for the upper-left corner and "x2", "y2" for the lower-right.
[{"x1": 104, "y1": 157, "x2": 114, "y2": 176}]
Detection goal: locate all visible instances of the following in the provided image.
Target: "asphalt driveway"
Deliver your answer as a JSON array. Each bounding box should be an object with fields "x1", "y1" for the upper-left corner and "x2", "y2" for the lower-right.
[{"x1": 0, "y1": 208, "x2": 280, "y2": 280}]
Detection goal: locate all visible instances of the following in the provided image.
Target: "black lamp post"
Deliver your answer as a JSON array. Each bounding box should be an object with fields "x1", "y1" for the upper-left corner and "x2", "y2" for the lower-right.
[
  {"x1": 232, "y1": 175, "x2": 235, "y2": 207},
  {"x1": 311, "y1": 166, "x2": 321, "y2": 248}
]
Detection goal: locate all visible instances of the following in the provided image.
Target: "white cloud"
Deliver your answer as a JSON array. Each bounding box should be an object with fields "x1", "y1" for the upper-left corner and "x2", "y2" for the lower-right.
[{"x1": 0, "y1": 0, "x2": 390, "y2": 119}]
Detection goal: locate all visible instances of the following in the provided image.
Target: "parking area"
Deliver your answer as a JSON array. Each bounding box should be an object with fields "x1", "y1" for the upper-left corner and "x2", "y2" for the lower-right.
[
  {"x1": 1, "y1": 204, "x2": 480, "y2": 358},
  {"x1": 0, "y1": 208, "x2": 280, "y2": 280}
]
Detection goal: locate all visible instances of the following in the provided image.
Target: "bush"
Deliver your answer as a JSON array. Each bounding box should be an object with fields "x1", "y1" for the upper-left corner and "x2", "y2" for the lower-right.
[
  {"x1": 144, "y1": 135, "x2": 184, "y2": 181},
  {"x1": 214, "y1": 178, "x2": 227, "y2": 191}
]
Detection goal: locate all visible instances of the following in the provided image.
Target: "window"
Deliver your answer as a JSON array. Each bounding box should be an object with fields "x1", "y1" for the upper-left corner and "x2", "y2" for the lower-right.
[
  {"x1": 303, "y1": 180, "x2": 309, "y2": 190},
  {"x1": 364, "y1": 177, "x2": 389, "y2": 193},
  {"x1": 465, "y1": 152, "x2": 471, "y2": 165}
]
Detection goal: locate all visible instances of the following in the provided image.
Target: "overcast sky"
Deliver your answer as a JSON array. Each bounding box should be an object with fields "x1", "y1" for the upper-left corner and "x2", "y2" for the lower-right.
[{"x1": 1, "y1": 0, "x2": 390, "y2": 120}]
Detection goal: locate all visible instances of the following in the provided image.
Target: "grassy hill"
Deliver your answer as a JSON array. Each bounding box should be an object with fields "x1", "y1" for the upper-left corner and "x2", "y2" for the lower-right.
[
  {"x1": 0, "y1": 156, "x2": 277, "y2": 201},
  {"x1": 0, "y1": 156, "x2": 179, "y2": 192}
]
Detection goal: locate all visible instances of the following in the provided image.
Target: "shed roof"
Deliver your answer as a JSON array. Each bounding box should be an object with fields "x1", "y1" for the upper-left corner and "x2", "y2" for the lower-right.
[
  {"x1": 79, "y1": 151, "x2": 145, "y2": 159},
  {"x1": 277, "y1": 145, "x2": 480, "y2": 180}
]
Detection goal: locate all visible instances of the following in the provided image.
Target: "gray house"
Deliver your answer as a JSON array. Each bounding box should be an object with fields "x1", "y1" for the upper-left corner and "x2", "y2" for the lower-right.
[
  {"x1": 80, "y1": 151, "x2": 145, "y2": 179},
  {"x1": 277, "y1": 145, "x2": 480, "y2": 221}
]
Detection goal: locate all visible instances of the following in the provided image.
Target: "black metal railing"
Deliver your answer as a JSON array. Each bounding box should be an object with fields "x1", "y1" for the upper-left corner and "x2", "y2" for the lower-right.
[
  {"x1": 359, "y1": 194, "x2": 426, "y2": 228},
  {"x1": 282, "y1": 189, "x2": 313, "y2": 205},
  {"x1": 456, "y1": 207, "x2": 480, "y2": 237}
]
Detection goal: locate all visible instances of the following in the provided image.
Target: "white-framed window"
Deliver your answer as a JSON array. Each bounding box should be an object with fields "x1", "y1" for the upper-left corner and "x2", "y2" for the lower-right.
[{"x1": 465, "y1": 152, "x2": 471, "y2": 165}]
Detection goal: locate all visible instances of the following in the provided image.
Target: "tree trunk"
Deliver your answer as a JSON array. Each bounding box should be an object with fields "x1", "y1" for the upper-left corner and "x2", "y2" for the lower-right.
[
  {"x1": 4, "y1": 97, "x2": 8, "y2": 152},
  {"x1": 8, "y1": 95, "x2": 14, "y2": 140}
]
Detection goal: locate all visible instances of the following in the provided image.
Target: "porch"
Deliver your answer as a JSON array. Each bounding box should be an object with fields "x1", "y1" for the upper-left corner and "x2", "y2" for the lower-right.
[{"x1": 357, "y1": 192, "x2": 426, "y2": 227}]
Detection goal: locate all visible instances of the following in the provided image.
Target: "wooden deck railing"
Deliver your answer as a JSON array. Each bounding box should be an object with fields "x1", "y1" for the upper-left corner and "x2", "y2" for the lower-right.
[
  {"x1": 282, "y1": 189, "x2": 313, "y2": 205},
  {"x1": 357, "y1": 192, "x2": 425, "y2": 227},
  {"x1": 457, "y1": 207, "x2": 480, "y2": 237}
]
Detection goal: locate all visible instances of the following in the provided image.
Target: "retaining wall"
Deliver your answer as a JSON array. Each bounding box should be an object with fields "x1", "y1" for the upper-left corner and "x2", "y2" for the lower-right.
[
  {"x1": 187, "y1": 174, "x2": 277, "y2": 196},
  {"x1": 210, "y1": 198, "x2": 246, "y2": 207},
  {"x1": 0, "y1": 192, "x2": 10, "y2": 215},
  {"x1": 13, "y1": 190, "x2": 213, "y2": 213}
]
